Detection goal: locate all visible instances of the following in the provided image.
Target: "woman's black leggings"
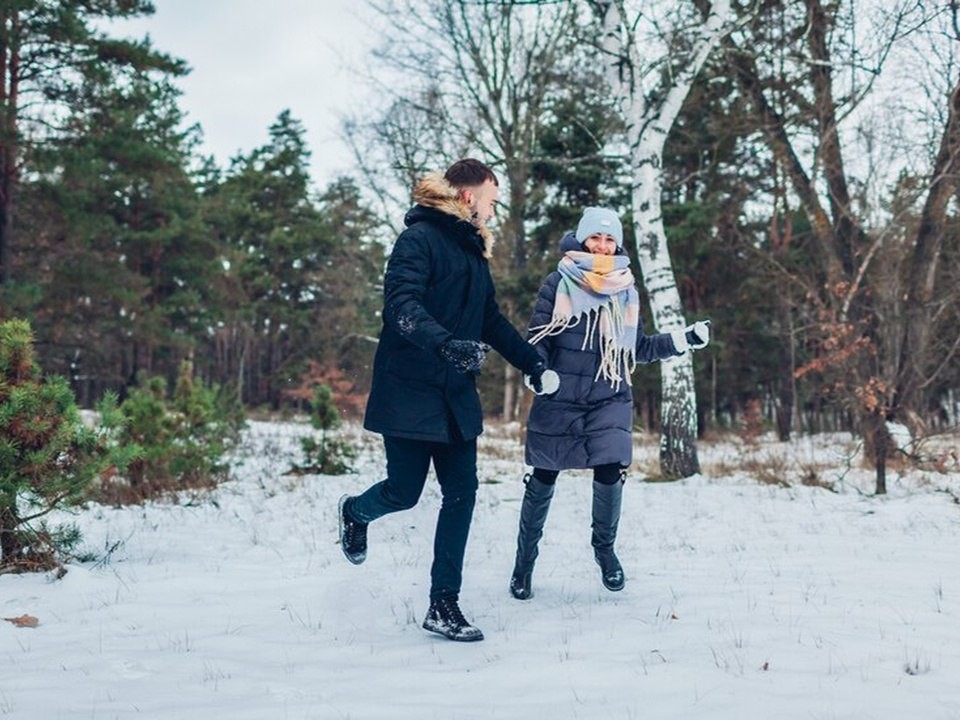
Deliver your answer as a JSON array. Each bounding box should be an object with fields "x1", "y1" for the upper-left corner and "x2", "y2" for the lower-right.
[{"x1": 532, "y1": 462, "x2": 623, "y2": 486}]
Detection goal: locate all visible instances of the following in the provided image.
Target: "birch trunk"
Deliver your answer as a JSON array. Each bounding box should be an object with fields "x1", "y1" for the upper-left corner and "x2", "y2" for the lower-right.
[
  {"x1": 0, "y1": 9, "x2": 20, "y2": 286},
  {"x1": 597, "y1": 0, "x2": 731, "y2": 477},
  {"x1": 631, "y1": 142, "x2": 701, "y2": 476}
]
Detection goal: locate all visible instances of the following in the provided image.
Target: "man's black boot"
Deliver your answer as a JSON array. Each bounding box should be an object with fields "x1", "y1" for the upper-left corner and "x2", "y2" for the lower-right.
[
  {"x1": 422, "y1": 596, "x2": 484, "y2": 642},
  {"x1": 338, "y1": 495, "x2": 368, "y2": 565}
]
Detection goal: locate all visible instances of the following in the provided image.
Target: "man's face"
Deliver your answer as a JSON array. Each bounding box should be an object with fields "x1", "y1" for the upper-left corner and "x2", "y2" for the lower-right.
[
  {"x1": 463, "y1": 180, "x2": 499, "y2": 227},
  {"x1": 583, "y1": 233, "x2": 617, "y2": 256}
]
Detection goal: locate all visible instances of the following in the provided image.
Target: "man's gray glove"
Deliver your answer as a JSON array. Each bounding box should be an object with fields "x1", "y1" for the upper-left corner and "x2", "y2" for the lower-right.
[
  {"x1": 439, "y1": 339, "x2": 491, "y2": 374},
  {"x1": 671, "y1": 320, "x2": 711, "y2": 353}
]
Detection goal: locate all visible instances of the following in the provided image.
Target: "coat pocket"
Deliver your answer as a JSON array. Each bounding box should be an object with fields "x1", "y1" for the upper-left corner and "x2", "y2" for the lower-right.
[{"x1": 385, "y1": 346, "x2": 444, "y2": 384}]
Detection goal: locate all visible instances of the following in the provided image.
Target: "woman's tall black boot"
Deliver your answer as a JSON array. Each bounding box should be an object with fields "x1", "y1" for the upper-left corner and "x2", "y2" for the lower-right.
[
  {"x1": 509, "y1": 474, "x2": 555, "y2": 600},
  {"x1": 591, "y1": 477, "x2": 625, "y2": 591}
]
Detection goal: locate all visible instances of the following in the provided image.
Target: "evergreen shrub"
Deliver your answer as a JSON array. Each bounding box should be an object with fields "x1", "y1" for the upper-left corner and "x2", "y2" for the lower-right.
[
  {"x1": 97, "y1": 360, "x2": 246, "y2": 504},
  {"x1": 0, "y1": 319, "x2": 136, "y2": 571},
  {"x1": 292, "y1": 384, "x2": 356, "y2": 475}
]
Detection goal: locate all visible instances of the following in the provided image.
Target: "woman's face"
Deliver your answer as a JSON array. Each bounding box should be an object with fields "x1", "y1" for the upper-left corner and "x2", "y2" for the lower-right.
[{"x1": 583, "y1": 233, "x2": 617, "y2": 256}]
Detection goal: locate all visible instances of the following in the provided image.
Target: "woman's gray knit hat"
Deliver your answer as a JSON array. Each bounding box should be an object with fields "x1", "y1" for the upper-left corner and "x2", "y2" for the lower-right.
[{"x1": 575, "y1": 207, "x2": 623, "y2": 247}]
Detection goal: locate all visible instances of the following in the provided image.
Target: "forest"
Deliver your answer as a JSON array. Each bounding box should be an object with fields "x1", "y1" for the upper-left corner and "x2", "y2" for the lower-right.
[
  {"x1": 2, "y1": 1, "x2": 958, "y2": 487},
  {"x1": 3, "y1": 7, "x2": 960, "y2": 714}
]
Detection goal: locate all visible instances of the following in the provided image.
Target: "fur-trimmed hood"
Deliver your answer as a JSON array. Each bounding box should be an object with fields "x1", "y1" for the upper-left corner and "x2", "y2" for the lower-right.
[{"x1": 411, "y1": 172, "x2": 495, "y2": 259}]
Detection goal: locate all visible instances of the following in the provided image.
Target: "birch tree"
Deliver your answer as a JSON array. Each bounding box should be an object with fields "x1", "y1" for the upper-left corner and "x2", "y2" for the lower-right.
[{"x1": 592, "y1": 0, "x2": 733, "y2": 477}]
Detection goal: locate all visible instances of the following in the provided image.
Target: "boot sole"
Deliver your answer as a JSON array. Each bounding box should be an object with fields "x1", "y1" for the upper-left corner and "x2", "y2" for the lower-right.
[{"x1": 422, "y1": 620, "x2": 484, "y2": 642}]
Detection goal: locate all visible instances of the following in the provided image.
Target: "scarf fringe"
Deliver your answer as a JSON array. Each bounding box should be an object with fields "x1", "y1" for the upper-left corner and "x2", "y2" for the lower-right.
[{"x1": 529, "y1": 301, "x2": 638, "y2": 391}]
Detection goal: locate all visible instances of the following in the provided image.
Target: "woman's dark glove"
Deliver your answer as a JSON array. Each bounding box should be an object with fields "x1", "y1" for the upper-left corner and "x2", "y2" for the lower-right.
[
  {"x1": 524, "y1": 361, "x2": 546, "y2": 393},
  {"x1": 439, "y1": 339, "x2": 491, "y2": 374}
]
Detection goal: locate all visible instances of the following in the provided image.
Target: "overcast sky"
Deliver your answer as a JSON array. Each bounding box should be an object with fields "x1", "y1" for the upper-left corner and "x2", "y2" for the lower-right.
[{"x1": 110, "y1": 0, "x2": 375, "y2": 187}]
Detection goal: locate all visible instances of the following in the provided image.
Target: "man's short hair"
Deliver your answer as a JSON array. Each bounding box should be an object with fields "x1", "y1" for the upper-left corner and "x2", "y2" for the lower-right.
[{"x1": 444, "y1": 158, "x2": 499, "y2": 189}]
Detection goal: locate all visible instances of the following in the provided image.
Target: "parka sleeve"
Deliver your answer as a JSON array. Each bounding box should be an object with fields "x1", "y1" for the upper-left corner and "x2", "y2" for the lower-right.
[
  {"x1": 381, "y1": 231, "x2": 452, "y2": 353},
  {"x1": 479, "y1": 265, "x2": 542, "y2": 375},
  {"x1": 635, "y1": 316, "x2": 685, "y2": 363}
]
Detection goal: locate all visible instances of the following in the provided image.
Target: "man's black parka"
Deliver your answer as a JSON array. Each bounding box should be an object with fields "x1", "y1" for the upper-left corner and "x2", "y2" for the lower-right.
[{"x1": 364, "y1": 174, "x2": 540, "y2": 443}]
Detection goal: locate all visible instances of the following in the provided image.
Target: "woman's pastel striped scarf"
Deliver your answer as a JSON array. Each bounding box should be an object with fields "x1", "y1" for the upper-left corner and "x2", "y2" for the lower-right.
[{"x1": 529, "y1": 250, "x2": 639, "y2": 389}]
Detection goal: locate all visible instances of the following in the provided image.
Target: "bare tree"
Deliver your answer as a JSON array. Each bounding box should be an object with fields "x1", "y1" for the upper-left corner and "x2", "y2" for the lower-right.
[
  {"x1": 722, "y1": 0, "x2": 949, "y2": 492},
  {"x1": 591, "y1": 0, "x2": 733, "y2": 478},
  {"x1": 351, "y1": 0, "x2": 579, "y2": 258},
  {"x1": 892, "y1": 7, "x2": 960, "y2": 435}
]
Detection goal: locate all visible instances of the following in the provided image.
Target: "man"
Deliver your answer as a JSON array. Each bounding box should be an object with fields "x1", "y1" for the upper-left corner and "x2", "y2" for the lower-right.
[{"x1": 338, "y1": 158, "x2": 546, "y2": 642}]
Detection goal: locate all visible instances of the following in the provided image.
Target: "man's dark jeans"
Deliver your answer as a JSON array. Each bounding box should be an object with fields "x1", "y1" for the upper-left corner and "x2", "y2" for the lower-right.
[{"x1": 349, "y1": 435, "x2": 478, "y2": 601}]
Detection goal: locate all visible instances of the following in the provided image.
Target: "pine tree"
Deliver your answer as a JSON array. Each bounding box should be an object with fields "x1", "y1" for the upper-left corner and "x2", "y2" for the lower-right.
[
  {"x1": 0, "y1": 0, "x2": 185, "y2": 289},
  {"x1": 25, "y1": 69, "x2": 216, "y2": 401},
  {"x1": 206, "y1": 111, "x2": 336, "y2": 407},
  {"x1": 312, "y1": 177, "x2": 385, "y2": 391}
]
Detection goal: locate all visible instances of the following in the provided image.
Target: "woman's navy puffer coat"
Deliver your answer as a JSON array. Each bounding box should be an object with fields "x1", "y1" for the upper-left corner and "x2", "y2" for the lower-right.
[{"x1": 524, "y1": 233, "x2": 681, "y2": 471}]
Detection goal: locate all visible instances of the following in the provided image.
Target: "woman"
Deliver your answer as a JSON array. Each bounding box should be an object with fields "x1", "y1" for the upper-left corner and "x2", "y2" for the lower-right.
[{"x1": 512, "y1": 207, "x2": 710, "y2": 599}]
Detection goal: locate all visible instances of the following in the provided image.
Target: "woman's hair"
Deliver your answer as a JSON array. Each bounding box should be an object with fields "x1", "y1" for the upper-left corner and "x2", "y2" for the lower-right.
[{"x1": 444, "y1": 158, "x2": 498, "y2": 189}]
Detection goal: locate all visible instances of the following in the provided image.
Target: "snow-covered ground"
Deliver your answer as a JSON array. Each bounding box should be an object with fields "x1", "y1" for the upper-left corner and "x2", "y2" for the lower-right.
[{"x1": 3, "y1": 420, "x2": 959, "y2": 720}]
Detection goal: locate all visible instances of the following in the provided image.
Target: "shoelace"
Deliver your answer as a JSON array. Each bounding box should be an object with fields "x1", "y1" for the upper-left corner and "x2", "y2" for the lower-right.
[
  {"x1": 345, "y1": 517, "x2": 366, "y2": 547},
  {"x1": 438, "y1": 598, "x2": 468, "y2": 626}
]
